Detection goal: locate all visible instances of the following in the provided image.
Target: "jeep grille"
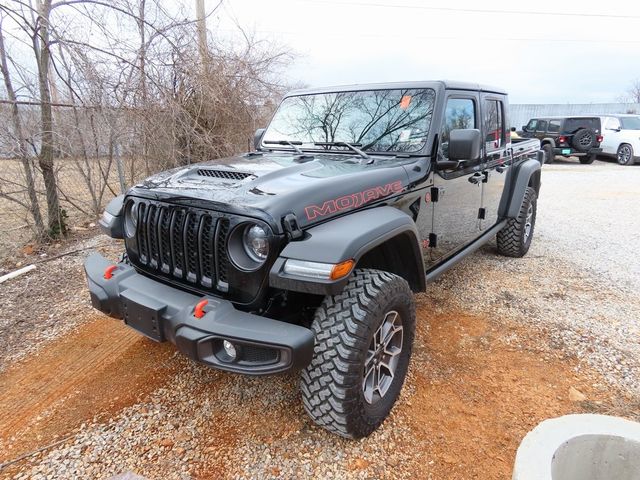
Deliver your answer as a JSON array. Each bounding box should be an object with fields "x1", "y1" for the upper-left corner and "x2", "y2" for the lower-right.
[{"x1": 129, "y1": 199, "x2": 230, "y2": 292}]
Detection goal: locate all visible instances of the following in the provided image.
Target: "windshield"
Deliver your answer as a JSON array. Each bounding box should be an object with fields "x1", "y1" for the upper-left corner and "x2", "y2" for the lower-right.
[
  {"x1": 262, "y1": 88, "x2": 436, "y2": 153},
  {"x1": 621, "y1": 116, "x2": 640, "y2": 130}
]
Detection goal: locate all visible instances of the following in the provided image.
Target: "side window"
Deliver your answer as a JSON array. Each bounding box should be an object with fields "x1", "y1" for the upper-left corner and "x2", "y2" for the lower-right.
[
  {"x1": 483, "y1": 100, "x2": 504, "y2": 152},
  {"x1": 440, "y1": 98, "x2": 476, "y2": 159},
  {"x1": 548, "y1": 120, "x2": 561, "y2": 133},
  {"x1": 536, "y1": 120, "x2": 548, "y2": 132},
  {"x1": 525, "y1": 119, "x2": 538, "y2": 131},
  {"x1": 606, "y1": 117, "x2": 621, "y2": 130}
]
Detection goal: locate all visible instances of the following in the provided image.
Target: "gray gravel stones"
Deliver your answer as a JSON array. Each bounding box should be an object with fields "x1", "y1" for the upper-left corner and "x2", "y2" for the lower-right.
[
  {"x1": 446, "y1": 160, "x2": 640, "y2": 396},
  {"x1": 3, "y1": 160, "x2": 639, "y2": 479}
]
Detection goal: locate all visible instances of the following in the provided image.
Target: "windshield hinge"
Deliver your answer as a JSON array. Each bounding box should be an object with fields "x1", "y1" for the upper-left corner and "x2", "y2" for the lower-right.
[
  {"x1": 430, "y1": 186, "x2": 440, "y2": 202},
  {"x1": 282, "y1": 213, "x2": 304, "y2": 240}
]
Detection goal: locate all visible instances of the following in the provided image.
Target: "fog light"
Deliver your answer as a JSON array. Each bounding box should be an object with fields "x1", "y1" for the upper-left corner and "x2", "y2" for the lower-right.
[{"x1": 223, "y1": 340, "x2": 237, "y2": 360}]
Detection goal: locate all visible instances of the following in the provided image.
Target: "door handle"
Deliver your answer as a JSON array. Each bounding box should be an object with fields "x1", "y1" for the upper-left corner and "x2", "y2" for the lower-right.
[{"x1": 496, "y1": 165, "x2": 507, "y2": 173}]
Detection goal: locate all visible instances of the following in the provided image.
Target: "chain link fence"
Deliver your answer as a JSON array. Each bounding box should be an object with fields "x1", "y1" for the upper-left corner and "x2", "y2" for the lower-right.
[
  {"x1": 0, "y1": 101, "x2": 259, "y2": 262},
  {"x1": 0, "y1": 154, "x2": 148, "y2": 259}
]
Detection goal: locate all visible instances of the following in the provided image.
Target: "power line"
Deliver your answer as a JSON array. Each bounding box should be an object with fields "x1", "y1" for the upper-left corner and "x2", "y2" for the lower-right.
[
  {"x1": 300, "y1": 0, "x2": 640, "y2": 20},
  {"x1": 227, "y1": 27, "x2": 640, "y2": 45}
]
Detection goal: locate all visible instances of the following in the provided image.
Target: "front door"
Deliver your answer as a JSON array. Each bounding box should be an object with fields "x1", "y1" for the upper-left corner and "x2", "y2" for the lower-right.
[
  {"x1": 480, "y1": 94, "x2": 509, "y2": 229},
  {"x1": 534, "y1": 120, "x2": 548, "y2": 141},
  {"x1": 427, "y1": 94, "x2": 483, "y2": 264}
]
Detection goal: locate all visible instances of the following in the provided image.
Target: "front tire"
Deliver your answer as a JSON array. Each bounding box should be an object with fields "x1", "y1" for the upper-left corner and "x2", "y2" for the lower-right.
[
  {"x1": 497, "y1": 186, "x2": 537, "y2": 258},
  {"x1": 300, "y1": 269, "x2": 416, "y2": 439},
  {"x1": 617, "y1": 144, "x2": 635, "y2": 165}
]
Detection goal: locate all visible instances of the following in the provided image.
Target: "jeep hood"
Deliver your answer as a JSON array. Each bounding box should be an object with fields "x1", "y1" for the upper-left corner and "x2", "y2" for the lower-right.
[{"x1": 130, "y1": 152, "x2": 417, "y2": 231}]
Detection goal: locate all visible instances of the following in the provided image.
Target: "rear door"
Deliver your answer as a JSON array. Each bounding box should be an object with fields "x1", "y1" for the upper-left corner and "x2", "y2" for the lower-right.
[
  {"x1": 601, "y1": 116, "x2": 621, "y2": 154},
  {"x1": 427, "y1": 93, "x2": 483, "y2": 264},
  {"x1": 479, "y1": 94, "x2": 508, "y2": 229}
]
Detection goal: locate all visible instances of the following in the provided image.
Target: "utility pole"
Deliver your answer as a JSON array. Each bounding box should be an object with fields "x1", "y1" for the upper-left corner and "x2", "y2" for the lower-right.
[{"x1": 196, "y1": 0, "x2": 209, "y2": 72}]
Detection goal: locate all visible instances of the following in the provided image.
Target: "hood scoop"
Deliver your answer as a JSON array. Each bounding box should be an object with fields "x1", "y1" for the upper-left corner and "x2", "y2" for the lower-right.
[{"x1": 196, "y1": 168, "x2": 254, "y2": 181}]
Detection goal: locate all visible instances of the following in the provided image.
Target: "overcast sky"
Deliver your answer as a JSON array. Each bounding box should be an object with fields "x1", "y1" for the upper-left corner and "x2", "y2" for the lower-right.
[{"x1": 211, "y1": 0, "x2": 640, "y2": 104}]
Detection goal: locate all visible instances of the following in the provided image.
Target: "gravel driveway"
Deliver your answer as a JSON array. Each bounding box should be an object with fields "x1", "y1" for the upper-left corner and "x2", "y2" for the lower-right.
[{"x1": 0, "y1": 159, "x2": 638, "y2": 480}]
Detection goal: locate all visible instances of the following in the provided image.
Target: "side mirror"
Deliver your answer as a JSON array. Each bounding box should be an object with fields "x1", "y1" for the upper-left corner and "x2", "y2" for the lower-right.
[
  {"x1": 522, "y1": 125, "x2": 528, "y2": 132},
  {"x1": 448, "y1": 128, "x2": 481, "y2": 162},
  {"x1": 253, "y1": 128, "x2": 266, "y2": 150}
]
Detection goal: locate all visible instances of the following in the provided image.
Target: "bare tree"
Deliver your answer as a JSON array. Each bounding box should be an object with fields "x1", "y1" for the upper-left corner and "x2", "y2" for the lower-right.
[
  {"x1": 627, "y1": 79, "x2": 640, "y2": 103},
  {"x1": 0, "y1": 14, "x2": 45, "y2": 237},
  {"x1": 0, "y1": 0, "x2": 293, "y2": 257},
  {"x1": 34, "y1": 0, "x2": 66, "y2": 235},
  {"x1": 618, "y1": 79, "x2": 640, "y2": 103}
]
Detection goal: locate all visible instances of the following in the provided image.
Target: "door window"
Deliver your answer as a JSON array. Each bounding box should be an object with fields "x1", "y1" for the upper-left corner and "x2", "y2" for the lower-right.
[
  {"x1": 483, "y1": 100, "x2": 504, "y2": 152},
  {"x1": 440, "y1": 98, "x2": 476, "y2": 160},
  {"x1": 535, "y1": 120, "x2": 548, "y2": 133},
  {"x1": 605, "y1": 117, "x2": 621, "y2": 130},
  {"x1": 620, "y1": 116, "x2": 640, "y2": 129},
  {"x1": 548, "y1": 120, "x2": 561, "y2": 133}
]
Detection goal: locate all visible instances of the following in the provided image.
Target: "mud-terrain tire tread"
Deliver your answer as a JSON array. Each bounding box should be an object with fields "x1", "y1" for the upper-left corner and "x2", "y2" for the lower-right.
[
  {"x1": 497, "y1": 186, "x2": 537, "y2": 258},
  {"x1": 300, "y1": 269, "x2": 415, "y2": 439}
]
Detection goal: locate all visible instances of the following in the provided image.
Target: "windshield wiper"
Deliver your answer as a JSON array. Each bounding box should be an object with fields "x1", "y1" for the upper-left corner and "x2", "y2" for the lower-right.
[
  {"x1": 263, "y1": 140, "x2": 303, "y2": 154},
  {"x1": 313, "y1": 141, "x2": 371, "y2": 161}
]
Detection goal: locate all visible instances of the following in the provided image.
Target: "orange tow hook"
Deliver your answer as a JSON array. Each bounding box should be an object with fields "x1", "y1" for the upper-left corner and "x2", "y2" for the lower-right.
[
  {"x1": 103, "y1": 265, "x2": 118, "y2": 280},
  {"x1": 194, "y1": 299, "x2": 208, "y2": 319}
]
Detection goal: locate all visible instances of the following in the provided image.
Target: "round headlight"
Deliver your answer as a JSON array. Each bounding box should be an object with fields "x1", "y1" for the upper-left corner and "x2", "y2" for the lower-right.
[
  {"x1": 243, "y1": 224, "x2": 269, "y2": 262},
  {"x1": 228, "y1": 222, "x2": 271, "y2": 271},
  {"x1": 124, "y1": 201, "x2": 138, "y2": 238}
]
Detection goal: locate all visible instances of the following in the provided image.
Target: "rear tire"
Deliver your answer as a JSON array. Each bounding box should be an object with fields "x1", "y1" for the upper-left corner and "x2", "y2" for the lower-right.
[
  {"x1": 542, "y1": 144, "x2": 554, "y2": 164},
  {"x1": 300, "y1": 269, "x2": 416, "y2": 439},
  {"x1": 579, "y1": 154, "x2": 596, "y2": 164},
  {"x1": 617, "y1": 144, "x2": 635, "y2": 165},
  {"x1": 497, "y1": 186, "x2": 537, "y2": 258}
]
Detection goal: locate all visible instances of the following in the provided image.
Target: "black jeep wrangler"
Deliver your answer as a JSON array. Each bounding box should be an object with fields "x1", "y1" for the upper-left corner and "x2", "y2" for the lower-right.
[
  {"x1": 520, "y1": 116, "x2": 603, "y2": 164},
  {"x1": 86, "y1": 81, "x2": 543, "y2": 438}
]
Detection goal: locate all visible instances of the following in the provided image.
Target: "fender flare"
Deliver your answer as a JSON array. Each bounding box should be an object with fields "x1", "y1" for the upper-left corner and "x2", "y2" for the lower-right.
[
  {"x1": 99, "y1": 194, "x2": 125, "y2": 239},
  {"x1": 500, "y1": 159, "x2": 542, "y2": 219},
  {"x1": 541, "y1": 137, "x2": 556, "y2": 148},
  {"x1": 269, "y1": 206, "x2": 425, "y2": 295}
]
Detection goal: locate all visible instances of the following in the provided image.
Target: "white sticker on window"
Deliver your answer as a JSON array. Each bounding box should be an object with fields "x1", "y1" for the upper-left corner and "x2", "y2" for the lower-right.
[{"x1": 399, "y1": 129, "x2": 412, "y2": 142}]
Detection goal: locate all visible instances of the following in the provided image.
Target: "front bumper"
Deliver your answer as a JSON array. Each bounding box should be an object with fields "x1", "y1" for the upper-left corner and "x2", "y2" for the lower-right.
[{"x1": 84, "y1": 252, "x2": 314, "y2": 375}]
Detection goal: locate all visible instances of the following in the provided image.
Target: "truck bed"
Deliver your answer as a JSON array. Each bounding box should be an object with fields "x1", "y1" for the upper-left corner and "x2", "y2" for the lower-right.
[{"x1": 511, "y1": 137, "x2": 541, "y2": 159}]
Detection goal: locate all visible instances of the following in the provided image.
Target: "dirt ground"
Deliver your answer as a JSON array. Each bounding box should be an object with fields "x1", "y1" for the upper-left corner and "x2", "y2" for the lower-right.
[
  {"x1": 1, "y1": 160, "x2": 639, "y2": 479},
  {"x1": 0, "y1": 300, "x2": 628, "y2": 479}
]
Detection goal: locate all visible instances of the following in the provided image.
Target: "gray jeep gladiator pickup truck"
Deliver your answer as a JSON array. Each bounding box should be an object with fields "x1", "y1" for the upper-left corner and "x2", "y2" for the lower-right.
[{"x1": 85, "y1": 80, "x2": 542, "y2": 438}]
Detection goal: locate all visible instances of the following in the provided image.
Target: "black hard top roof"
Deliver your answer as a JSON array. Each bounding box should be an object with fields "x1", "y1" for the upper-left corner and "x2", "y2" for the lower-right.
[
  {"x1": 530, "y1": 115, "x2": 601, "y2": 120},
  {"x1": 287, "y1": 80, "x2": 507, "y2": 96}
]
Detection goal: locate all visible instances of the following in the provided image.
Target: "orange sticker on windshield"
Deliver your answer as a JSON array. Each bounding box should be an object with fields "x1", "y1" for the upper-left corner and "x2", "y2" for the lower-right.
[{"x1": 399, "y1": 95, "x2": 412, "y2": 109}]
